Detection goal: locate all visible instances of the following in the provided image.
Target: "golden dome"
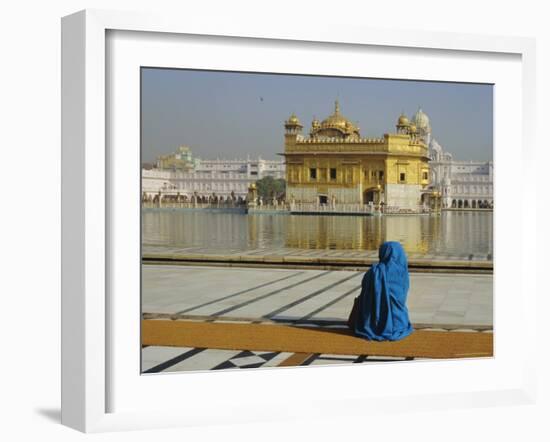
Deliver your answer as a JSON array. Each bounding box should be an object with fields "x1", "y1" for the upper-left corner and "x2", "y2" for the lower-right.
[
  {"x1": 409, "y1": 123, "x2": 418, "y2": 133},
  {"x1": 321, "y1": 101, "x2": 353, "y2": 128},
  {"x1": 286, "y1": 113, "x2": 301, "y2": 126},
  {"x1": 284, "y1": 113, "x2": 303, "y2": 133},
  {"x1": 397, "y1": 113, "x2": 410, "y2": 126},
  {"x1": 313, "y1": 100, "x2": 360, "y2": 138}
]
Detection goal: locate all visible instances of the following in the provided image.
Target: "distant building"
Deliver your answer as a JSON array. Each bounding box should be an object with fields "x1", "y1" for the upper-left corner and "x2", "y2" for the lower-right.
[
  {"x1": 412, "y1": 109, "x2": 494, "y2": 209},
  {"x1": 142, "y1": 168, "x2": 176, "y2": 195},
  {"x1": 142, "y1": 147, "x2": 285, "y2": 201},
  {"x1": 282, "y1": 101, "x2": 431, "y2": 211},
  {"x1": 155, "y1": 145, "x2": 199, "y2": 171}
]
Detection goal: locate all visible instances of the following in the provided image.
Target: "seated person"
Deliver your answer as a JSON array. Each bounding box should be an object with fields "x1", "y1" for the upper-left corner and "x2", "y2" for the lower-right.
[{"x1": 347, "y1": 241, "x2": 414, "y2": 341}]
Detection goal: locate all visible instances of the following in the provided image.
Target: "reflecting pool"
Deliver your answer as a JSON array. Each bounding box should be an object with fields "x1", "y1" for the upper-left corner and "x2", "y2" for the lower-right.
[{"x1": 142, "y1": 210, "x2": 492, "y2": 257}]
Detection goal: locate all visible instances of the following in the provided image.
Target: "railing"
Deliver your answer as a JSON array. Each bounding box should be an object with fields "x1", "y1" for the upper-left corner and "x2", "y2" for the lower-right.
[
  {"x1": 142, "y1": 201, "x2": 438, "y2": 214},
  {"x1": 248, "y1": 203, "x2": 289, "y2": 211},
  {"x1": 142, "y1": 201, "x2": 247, "y2": 209},
  {"x1": 289, "y1": 203, "x2": 374, "y2": 214},
  {"x1": 383, "y1": 205, "x2": 432, "y2": 214}
]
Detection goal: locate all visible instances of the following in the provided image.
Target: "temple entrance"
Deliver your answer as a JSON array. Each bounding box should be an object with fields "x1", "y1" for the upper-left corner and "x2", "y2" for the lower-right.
[
  {"x1": 318, "y1": 195, "x2": 328, "y2": 205},
  {"x1": 364, "y1": 190, "x2": 375, "y2": 204}
]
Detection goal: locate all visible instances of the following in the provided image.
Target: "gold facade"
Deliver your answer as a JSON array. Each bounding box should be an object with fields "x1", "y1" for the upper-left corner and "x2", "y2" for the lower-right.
[{"x1": 282, "y1": 102, "x2": 430, "y2": 208}]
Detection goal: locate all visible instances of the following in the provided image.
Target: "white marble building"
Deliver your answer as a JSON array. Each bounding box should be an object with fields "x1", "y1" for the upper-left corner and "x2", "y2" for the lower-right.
[
  {"x1": 142, "y1": 168, "x2": 175, "y2": 194},
  {"x1": 411, "y1": 109, "x2": 493, "y2": 209},
  {"x1": 142, "y1": 150, "x2": 285, "y2": 200}
]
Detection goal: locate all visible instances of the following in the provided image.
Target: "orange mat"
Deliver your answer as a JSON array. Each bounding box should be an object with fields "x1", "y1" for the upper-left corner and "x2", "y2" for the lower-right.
[{"x1": 142, "y1": 320, "x2": 493, "y2": 359}]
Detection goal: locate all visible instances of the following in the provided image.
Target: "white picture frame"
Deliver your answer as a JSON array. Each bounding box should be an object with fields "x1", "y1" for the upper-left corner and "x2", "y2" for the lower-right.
[{"x1": 61, "y1": 9, "x2": 537, "y2": 433}]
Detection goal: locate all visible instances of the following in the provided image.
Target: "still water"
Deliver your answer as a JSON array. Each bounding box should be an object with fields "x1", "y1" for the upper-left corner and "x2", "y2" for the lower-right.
[{"x1": 142, "y1": 210, "x2": 493, "y2": 257}]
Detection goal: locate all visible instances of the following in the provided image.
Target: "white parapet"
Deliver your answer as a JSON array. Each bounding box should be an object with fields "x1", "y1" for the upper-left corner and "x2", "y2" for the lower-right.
[{"x1": 385, "y1": 184, "x2": 422, "y2": 210}]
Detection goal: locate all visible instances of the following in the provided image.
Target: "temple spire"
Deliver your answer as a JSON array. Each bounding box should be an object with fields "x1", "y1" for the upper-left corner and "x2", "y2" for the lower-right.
[{"x1": 334, "y1": 99, "x2": 340, "y2": 114}]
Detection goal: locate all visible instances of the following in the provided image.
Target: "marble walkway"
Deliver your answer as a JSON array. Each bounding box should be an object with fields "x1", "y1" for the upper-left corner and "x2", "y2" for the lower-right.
[
  {"x1": 141, "y1": 265, "x2": 493, "y2": 374},
  {"x1": 142, "y1": 265, "x2": 493, "y2": 327}
]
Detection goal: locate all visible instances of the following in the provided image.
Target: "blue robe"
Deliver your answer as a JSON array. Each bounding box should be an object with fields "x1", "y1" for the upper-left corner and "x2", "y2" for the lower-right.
[{"x1": 352, "y1": 241, "x2": 414, "y2": 341}]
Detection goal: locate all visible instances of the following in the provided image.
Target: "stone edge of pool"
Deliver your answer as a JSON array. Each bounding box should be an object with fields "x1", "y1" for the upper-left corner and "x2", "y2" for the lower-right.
[{"x1": 141, "y1": 253, "x2": 493, "y2": 272}]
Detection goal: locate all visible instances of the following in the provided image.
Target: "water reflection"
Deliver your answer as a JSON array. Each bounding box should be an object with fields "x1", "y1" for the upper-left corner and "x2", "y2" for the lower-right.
[{"x1": 142, "y1": 210, "x2": 492, "y2": 256}]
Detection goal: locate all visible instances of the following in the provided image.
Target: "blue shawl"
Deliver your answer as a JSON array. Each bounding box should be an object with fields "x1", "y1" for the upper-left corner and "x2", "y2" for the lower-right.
[{"x1": 352, "y1": 241, "x2": 414, "y2": 341}]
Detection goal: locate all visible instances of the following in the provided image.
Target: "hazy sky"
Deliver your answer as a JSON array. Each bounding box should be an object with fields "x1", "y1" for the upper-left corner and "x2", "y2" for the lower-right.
[{"x1": 141, "y1": 68, "x2": 493, "y2": 163}]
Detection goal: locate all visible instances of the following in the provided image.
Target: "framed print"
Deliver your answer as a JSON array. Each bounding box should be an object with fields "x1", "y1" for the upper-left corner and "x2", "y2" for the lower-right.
[{"x1": 61, "y1": 9, "x2": 537, "y2": 433}]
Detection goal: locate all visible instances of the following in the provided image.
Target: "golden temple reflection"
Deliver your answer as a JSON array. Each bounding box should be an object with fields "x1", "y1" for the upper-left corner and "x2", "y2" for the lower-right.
[
  {"x1": 283, "y1": 214, "x2": 433, "y2": 254},
  {"x1": 142, "y1": 211, "x2": 490, "y2": 257}
]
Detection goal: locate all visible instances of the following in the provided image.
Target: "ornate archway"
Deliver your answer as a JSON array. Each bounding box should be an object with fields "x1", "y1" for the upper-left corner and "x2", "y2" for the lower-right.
[{"x1": 363, "y1": 188, "x2": 380, "y2": 205}]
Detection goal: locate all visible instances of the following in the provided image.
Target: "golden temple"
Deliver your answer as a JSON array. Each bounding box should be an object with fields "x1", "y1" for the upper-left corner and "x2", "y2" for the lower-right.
[{"x1": 282, "y1": 101, "x2": 431, "y2": 210}]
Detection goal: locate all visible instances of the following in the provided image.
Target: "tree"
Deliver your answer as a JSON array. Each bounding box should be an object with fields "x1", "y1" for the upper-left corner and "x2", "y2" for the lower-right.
[{"x1": 256, "y1": 176, "x2": 286, "y2": 200}]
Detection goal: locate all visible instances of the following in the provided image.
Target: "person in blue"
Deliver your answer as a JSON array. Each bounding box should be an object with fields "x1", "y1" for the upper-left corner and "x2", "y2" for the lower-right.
[{"x1": 347, "y1": 241, "x2": 414, "y2": 341}]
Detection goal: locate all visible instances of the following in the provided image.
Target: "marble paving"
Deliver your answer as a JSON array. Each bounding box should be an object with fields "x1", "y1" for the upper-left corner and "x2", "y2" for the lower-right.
[
  {"x1": 141, "y1": 345, "x2": 415, "y2": 374},
  {"x1": 142, "y1": 265, "x2": 493, "y2": 327},
  {"x1": 141, "y1": 264, "x2": 492, "y2": 373}
]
